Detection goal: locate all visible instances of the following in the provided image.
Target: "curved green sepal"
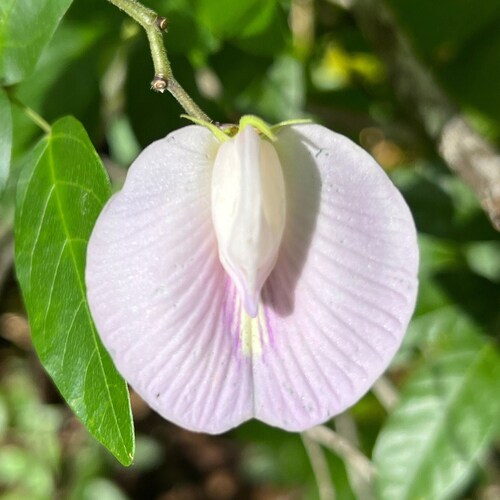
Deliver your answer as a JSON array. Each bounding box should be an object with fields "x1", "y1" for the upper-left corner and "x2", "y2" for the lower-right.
[
  {"x1": 181, "y1": 114, "x2": 230, "y2": 142},
  {"x1": 239, "y1": 115, "x2": 277, "y2": 141},
  {"x1": 271, "y1": 118, "x2": 313, "y2": 134},
  {"x1": 181, "y1": 114, "x2": 313, "y2": 144}
]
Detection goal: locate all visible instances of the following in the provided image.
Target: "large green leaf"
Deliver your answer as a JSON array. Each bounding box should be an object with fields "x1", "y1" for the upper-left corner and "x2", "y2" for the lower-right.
[
  {"x1": 14, "y1": 116, "x2": 134, "y2": 465},
  {"x1": 0, "y1": 0, "x2": 73, "y2": 85},
  {"x1": 0, "y1": 87, "x2": 11, "y2": 192},
  {"x1": 374, "y1": 316, "x2": 500, "y2": 500}
]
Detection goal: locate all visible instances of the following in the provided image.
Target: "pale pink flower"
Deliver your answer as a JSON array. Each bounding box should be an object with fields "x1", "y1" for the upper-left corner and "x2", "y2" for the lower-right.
[{"x1": 86, "y1": 118, "x2": 419, "y2": 433}]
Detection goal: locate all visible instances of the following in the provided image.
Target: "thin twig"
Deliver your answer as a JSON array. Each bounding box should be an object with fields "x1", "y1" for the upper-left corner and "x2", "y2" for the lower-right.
[
  {"x1": 302, "y1": 432, "x2": 336, "y2": 500},
  {"x1": 327, "y1": 0, "x2": 353, "y2": 8},
  {"x1": 107, "y1": 0, "x2": 211, "y2": 121},
  {"x1": 305, "y1": 425, "x2": 375, "y2": 483},
  {"x1": 335, "y1": 414, "x2": 374, "y2": 500},
  {"x1": 346, "y1": 0, "x2": 500, "y2": 231},
  {"x1": 372, "y1": 376, "x2": 399, "y2": 411},
  {"x1": 8, "y1": 94, "x2": 51, "y2": 133}
]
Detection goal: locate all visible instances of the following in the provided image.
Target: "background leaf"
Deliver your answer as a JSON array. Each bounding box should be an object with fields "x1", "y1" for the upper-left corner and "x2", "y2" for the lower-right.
[
  {"x1": 387, "y1": 0, "x2": 500, "y2": 139},
  {"x1": 10, "y1": 20, "x2": 116, "y2": 157},
  {"x1": 374, "y1": 316, "x2": 500, "y2": 500},
  {"x1": 0, "y1": 87, "x2": 11, "y2": 192},
  {"x1": 14, "y1": 116, "x2": 134, "y2": 465},
  {"x1": 196, "y1": 0, "x2": 278, "y2": 40},
  {"x1": 0, "y1": 0, "x2": 73, "y2": 85}
]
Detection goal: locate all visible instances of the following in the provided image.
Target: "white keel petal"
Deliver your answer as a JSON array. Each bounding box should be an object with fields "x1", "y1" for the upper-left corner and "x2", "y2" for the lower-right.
[{"x1": 211, "y1": 125, "x2": 286, "y2": 317}]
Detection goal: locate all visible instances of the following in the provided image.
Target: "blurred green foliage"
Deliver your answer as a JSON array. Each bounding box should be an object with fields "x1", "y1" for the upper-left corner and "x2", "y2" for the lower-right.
[
  {"x1": 0, "y1": 0, "x2": 499, "y2": 498},
  {"x1": 0, "y1": 88, "x2": 11, "y2": 191},
  {"x1": 0, "y1": 0, "x2": 73, "y2": 85},
  {"x1": 387, "y1": 0, "x2": 500, "y2": 140}
]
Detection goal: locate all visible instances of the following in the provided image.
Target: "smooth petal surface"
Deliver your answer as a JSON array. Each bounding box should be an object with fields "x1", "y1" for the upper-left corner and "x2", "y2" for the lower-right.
[{"x1": 86, "y1": 123, "x2": 418, "y2": 433}]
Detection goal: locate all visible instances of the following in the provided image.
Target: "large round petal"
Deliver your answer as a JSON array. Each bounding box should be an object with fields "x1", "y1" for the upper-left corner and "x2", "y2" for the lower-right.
[
  {"x1": 253, "y1": 124, "x2": 419, "y2": 430},
  {"x1": 86, "y1": 126, "x2": 254, "y2": 433},
  {"x1": 86, "y1": 123, "x2": 419, "y2": 434}
]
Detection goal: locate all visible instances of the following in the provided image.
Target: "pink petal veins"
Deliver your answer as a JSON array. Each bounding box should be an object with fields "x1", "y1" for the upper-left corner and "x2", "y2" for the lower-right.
[
  {"x1": 86, "y1": 127, "x2": 253, "y2": 433},
  {"x1": 85, "y1": 123, "x2": 418, "y2": 433},
  {"x1": 254, "y1": 124, "x2": 418, "y2": 430}
]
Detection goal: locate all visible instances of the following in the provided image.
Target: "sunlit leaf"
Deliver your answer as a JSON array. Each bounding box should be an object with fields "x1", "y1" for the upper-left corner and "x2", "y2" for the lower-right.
[
  {"x1": 14, "y1": 116, "x2": 134, "y2": 465},
  {"x1": 465, "y1": 241, "x2": 500, "y2": 282},
  {"x1": 375, "y1": 317, "x2": 500, "y2": 500},
  {"x1": 0, "y1": 87, "x2": 11, "y2": 192}
]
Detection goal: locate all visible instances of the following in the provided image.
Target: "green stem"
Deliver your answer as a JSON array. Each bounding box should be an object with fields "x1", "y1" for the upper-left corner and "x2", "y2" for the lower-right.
[
  {"x1": 9, "y1": 95, "x2": 51, "y2": 134},
  {"x1": 107, "y1": 0, "x2": 211, "y2": 122}
]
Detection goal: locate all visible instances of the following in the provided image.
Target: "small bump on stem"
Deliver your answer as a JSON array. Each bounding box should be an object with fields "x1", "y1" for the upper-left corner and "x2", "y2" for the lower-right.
[
  {"x1": 107, "y1": 0, "x2": 211, "y2": 121},
  {"x1": 155, "y1": 16, "x2": 168, "y2": 31},
  {"x1": 151, "y1": 74, "x2": 168, "y2": 93}
]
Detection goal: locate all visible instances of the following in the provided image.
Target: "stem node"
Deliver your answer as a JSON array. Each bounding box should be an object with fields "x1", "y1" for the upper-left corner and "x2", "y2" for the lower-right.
[
  {"x1": 155, "y1": 16, "x2": 168, "y2": 31},
  {"x1": 151, "y1": 74, "x2": 168, "y2": 93},
  {"x1": 107, "y1": 0, "x2": 210, "y2": 121}
]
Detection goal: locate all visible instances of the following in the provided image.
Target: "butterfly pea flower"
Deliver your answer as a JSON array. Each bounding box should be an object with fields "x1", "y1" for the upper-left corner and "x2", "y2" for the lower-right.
[{"x1": 85, "y1": 116, "x2": 419, "y2": 433}]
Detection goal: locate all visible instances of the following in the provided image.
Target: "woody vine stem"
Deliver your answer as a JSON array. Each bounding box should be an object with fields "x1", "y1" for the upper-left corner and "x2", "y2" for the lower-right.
[{"x1": 107, "y1": 0, "x2": 212, "y2": 122}]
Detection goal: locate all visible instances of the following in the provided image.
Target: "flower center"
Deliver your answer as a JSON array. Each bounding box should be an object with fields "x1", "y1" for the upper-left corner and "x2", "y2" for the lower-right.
[{"x1": 211, "y1": 125, "x2": 286, "y2": 317}]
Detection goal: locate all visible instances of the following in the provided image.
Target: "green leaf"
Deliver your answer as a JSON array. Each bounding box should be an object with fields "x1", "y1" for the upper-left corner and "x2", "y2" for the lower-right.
[
  {"x1": 374, "y1": 317, "x2": 500, "y2": 500},
  {"x1": 196, "y1": 0, "x2": 278, "y2": 40},
  {"x1": 0, "y1": 0, "x2": 73, "y2": 85},
  {"x1": 0, "y1": 87, "x2": 12, "y2": 192},
  {"x1": 156, "y1": 0, "x2": 219, "y2": 56},
  {"x1": 14, "y1": 116, "x2": 134, "y2": 465},
  {"x1": 10, "y1": 18, "x2": 115, "y2": 160},
  {"x1": 465, "y1": 241, "x2": 500, "y2": 283}
]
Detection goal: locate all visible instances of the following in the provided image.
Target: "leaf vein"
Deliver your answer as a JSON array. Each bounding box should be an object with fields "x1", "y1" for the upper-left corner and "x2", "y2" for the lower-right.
[{"x1": 47, "y1": 133, "x2": 128, "y2": 457}]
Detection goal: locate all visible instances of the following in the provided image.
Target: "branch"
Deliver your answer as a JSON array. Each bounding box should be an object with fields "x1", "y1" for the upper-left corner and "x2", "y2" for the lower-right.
[
  {"x1": 107, "y1": 0, "x2": 211, "y2": 121},
  {"x1": 372, "y1": 376, "x2": 399, "y2": 411},
  {"x1": 8, "y1": 92, "x2": 51, "y2": 134},
  {"x1": 334, "y1": 414, "x2": 374, "y2": 500},
  {"x1": 302, "y1": 433, "x2": 336, "y2": 500},
  {"x1": 305, "y1": 425, "x2": 375, "y2": 483},
  {"x1": 346, "y1": 0, "x2": 500, "y2": 231}
]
